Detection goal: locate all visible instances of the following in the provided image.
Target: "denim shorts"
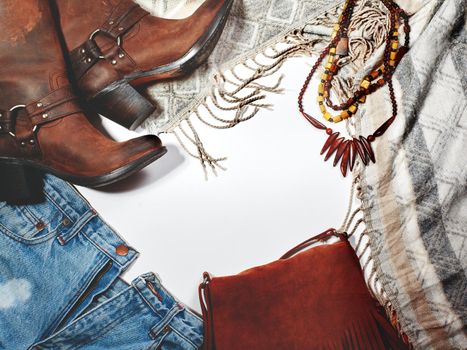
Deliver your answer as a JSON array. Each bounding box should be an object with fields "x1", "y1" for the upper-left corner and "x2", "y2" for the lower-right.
[{"x1": 0, "y1": 175, "x2": 203, "y2": 349}]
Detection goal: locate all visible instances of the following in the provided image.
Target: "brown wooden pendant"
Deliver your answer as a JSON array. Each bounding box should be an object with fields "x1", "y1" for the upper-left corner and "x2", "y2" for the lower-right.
[{"x1": 320, "y1": 132, "x2": 377, "y2": 177}]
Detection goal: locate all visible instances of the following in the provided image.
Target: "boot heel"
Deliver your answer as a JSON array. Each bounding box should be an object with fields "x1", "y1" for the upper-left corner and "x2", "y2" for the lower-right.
[
  {"x1": 0, "y1": 163, "x2": 44, "y2": 204},
  {"x1": 91, "y1": 82, "x2": 157, "y2": 130}
]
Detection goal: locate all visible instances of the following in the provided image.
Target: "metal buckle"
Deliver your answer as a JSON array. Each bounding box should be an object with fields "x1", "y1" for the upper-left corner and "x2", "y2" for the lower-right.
[
  {"x1": 89, "y1": 29, "x2": 122, "y2": 59},
  {"x1": 6, "y1": 105, "x2": 26, "y2": 137}
]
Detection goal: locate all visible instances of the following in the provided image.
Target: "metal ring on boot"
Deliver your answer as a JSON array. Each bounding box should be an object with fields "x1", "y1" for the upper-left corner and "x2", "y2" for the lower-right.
[
  {"x1": 6, "y1": 105, "x2": 26, "y2": 137},
  {"x1": 89, "y1": 29, "x2": 122, "y2": 59}
]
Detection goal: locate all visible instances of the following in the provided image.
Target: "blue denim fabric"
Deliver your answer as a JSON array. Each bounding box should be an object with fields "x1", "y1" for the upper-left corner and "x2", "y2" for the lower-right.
[
  {"x1": 0, "y1": 175, "x2": 203, "y2": 349},
  {"x1": 31, "y1": 273, "x2": 204, "y2": 350}
]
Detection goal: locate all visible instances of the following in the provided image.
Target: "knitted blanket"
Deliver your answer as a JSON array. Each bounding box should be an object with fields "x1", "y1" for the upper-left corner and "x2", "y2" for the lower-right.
[{"x1": 137, "y1": 0, "x2": 466, "y2": 348}]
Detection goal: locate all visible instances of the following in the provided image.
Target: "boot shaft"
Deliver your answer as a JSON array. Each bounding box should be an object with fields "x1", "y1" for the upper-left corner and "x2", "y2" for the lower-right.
[{"x1": 0, "y1": 0, "x2": 69, "y2": 108}]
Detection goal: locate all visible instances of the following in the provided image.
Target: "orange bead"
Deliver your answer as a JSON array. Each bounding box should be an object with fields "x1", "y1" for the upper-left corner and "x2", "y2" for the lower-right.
[
  {"x1": 333, "y1": 115, "x2": 343, "y2": 123},
  {"x1": 341, "y1": 111, "x2": 350, "y2": 119}
]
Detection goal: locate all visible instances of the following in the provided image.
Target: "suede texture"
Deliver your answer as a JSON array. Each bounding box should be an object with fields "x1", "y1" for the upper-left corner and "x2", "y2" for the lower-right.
[{"x1": 204, "y1": 237, "x2": 409, "y2": 349}]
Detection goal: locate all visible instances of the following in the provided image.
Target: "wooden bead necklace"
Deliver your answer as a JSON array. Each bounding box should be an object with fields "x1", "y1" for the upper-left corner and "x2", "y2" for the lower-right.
[
  {"x1": 298, "y1": 0, "x2": 410, "y2": 177},
  {"x1": 317, "y1": 0, "x2": 409, "y2": 123}
]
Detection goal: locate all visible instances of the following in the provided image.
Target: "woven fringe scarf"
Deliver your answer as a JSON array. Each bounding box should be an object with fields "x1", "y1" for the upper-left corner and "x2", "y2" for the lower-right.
[
  {"x1": 139, "y1": 0, "x2": 412, "y2": 345},
  {"x1": 140, "y1": 0, "x2": 338, "y2": 177}
]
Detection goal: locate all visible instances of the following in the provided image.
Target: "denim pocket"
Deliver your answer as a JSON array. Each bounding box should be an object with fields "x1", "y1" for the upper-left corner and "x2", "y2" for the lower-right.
[{"x1": 0, "y1": 199, "x2": 69, "y2": 243}]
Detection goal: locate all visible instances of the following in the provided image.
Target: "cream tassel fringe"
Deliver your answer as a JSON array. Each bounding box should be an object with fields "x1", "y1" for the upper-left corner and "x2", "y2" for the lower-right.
[{"x1": 161, "y1": 7, "x2": 341, "y2": 179}]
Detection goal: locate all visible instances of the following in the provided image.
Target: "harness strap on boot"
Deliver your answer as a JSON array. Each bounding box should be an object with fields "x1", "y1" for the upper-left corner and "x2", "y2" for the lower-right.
[
  {"x1": 69, "y1": 0, "x2": 149, "y2": 80},
  {"x1": 0, "y1": 86, "x2": 83, "y2": 153}
]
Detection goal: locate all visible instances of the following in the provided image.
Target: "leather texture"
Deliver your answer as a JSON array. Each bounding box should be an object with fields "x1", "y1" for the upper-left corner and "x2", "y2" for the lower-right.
[
  {"x1": 200, "y1": 230, "x2": 410, "y2": 350},
  {"x1": 0, "y1": 0, "x2": 164, "y2": 184},
  {"x1": 55, "y1": 0, "x2": 231, "y2": 98}
]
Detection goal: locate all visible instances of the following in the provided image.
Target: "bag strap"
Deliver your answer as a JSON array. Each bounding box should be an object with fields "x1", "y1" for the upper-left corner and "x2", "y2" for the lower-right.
[
  {"x1": 280, "y1": 228, "x2": 347, "y2": 260},
  {"x1": 198, "y1": 228, "x2": 347, "y2": 349},
  {"x1": 199, "y1": 272, "x2": 214, "y2": 350}
]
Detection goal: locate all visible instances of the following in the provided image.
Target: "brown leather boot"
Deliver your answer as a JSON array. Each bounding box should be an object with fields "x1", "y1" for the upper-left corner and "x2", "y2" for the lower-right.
[
  {"x1": 53, "y1": 0, "x2": 234, "y2": 130},
  {"x1": 0, "y1": 0, "x2": 166, "y2": 191}
]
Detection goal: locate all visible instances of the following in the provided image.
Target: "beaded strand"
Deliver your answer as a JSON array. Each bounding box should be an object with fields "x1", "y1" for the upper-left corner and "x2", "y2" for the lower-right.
[
  {"x1": 316, "y1": 0, "x2": 407, "y2": 124},
  {"x1": 298, "y1": 0, "x2": 411, "y2": 176}
]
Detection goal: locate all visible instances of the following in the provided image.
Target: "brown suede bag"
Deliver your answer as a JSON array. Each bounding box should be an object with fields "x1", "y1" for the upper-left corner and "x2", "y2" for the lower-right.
[{"x1": 199, "y1": 229, "x2": 409, "y2": 350}]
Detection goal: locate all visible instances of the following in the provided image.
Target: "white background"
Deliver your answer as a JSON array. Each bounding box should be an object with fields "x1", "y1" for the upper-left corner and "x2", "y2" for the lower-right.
[{"x1": 78, "y1": 57, "x2": 351, "y2": 312}]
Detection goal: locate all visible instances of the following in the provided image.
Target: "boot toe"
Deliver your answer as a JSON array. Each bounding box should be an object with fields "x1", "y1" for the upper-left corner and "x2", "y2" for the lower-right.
[{"x1": 123, "y1": 134, "x2": 164, "y2": 160}]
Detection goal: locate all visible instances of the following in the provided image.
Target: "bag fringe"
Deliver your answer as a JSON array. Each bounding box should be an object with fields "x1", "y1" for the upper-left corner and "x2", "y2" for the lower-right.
[{"x1": 317, "y1": 307, "x2": 409, "y2": 349}]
